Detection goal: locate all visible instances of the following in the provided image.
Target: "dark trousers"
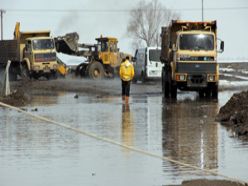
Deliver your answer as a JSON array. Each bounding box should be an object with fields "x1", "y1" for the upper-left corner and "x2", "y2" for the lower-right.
[{"x1": 122, "y1": 80, "x2": 131, "y2": 97}]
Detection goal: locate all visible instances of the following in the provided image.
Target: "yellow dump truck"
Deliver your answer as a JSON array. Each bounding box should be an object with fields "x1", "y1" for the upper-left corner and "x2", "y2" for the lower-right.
[
  {"x1": 55, "y1": 32, "x2": 132, "y2": 79},
  {"x1": 160, "y1": 20, "x2": 224, "y2": 99},
  {"x1": 0, "y1": 22, "x2": 58, "y2": 80}
]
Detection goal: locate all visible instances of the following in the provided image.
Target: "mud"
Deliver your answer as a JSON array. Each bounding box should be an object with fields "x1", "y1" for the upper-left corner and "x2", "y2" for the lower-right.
[
  {"x1": 216, "y1": 90, "x2": 248, "y2": 140},
  {"x1": 169, "y1": 179, "x2": 247, "y2": 186},
  {"x1": 1, "y1": 62, "x2": 248, "y2": 140},
  {"x1": 0, "y1": 79, "x2": 31, "y2": 106},
  {"x1": 0, "y1": 76, "x2": 161, "y2": 108},
  {"x1": 0, "y1": 89, "x2": 29, "y2": 106}
]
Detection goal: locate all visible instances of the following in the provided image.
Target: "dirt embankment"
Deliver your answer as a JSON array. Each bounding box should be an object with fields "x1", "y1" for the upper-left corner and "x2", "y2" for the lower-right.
[
  {"x1": 169, "y1": 179, "x2": 247, "y2": 186},
  {"x1": 0, "y1": 80, "x2": 30, "y2": 106},
  {"x1": 216, "y1": 90, "x2": 248, "y2": 140},
  {"x1": 0, "y1": 77, "x2": 160, "y2": 107}
]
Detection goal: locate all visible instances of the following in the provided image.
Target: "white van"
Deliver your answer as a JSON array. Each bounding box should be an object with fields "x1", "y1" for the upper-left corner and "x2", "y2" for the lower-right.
[{"x1": 133, "y1": 47, "x2": 163, "y2": 82}]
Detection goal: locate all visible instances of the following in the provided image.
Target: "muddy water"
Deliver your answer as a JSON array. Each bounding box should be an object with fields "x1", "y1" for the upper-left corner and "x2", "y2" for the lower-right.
[{"x1": 0, "y1": 91, "x2": 248, "y2": 186}]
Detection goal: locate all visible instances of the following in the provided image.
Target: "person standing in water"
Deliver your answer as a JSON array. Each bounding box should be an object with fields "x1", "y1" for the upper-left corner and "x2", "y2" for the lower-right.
[{"x1": 119, "y1": 56, "x2": 135, "y2": 104}]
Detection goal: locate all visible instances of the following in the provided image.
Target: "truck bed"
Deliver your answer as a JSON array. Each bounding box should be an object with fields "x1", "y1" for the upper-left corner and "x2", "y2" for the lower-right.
[{"x1": 0, "y1": 40, "x2": 19, "y2": 65}]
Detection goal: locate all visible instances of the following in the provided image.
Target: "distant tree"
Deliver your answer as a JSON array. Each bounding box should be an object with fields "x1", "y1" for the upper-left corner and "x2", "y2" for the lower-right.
[{"x1": 127, "y1": 0, "x2": 179, "y2": 49}]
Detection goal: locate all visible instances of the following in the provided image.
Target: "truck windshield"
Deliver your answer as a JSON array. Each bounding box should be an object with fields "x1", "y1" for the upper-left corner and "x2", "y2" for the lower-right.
[
  {"x1": 179, "y1": 34, "x2": 214, "y2": 51},
  {"x1": 149, "y1": 49, "x2": 161, "y2": 62},
  {"x1": 32, "y1": 39, "x2": 55, "y2": 50}
]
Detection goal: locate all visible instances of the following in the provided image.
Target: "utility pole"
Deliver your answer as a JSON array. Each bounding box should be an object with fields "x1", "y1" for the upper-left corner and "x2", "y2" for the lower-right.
[
  {"x1": 0, "y1": 9, "x2": 6, "y2": 40},
  {"x1": 201, "y1": 0, "x2": 204, "y2": 21}
]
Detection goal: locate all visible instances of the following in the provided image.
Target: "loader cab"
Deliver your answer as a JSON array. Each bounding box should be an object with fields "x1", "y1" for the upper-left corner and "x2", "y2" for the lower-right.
[{"x1": 96, "y1": 36, "x2": 118, "y2": 66}]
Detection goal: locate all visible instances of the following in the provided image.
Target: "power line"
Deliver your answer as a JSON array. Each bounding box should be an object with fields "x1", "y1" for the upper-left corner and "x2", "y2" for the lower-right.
[{"x1": 3, "y1": 7, "x2": 248, "y2": 13}]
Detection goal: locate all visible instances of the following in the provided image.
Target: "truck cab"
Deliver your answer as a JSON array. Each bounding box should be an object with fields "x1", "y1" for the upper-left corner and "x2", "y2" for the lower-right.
[
  {"x1": 161, "y1": 20, "x2": 224, "y2": 99},
  {"x1": 23, "y1": 37, "x2": 57, "y2": 78}
]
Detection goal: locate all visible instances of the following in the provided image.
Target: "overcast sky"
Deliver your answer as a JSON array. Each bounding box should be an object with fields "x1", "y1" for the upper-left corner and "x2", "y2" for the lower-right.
[{"x1": 1, "y1": 0, "x2": 248, "y2": 61}]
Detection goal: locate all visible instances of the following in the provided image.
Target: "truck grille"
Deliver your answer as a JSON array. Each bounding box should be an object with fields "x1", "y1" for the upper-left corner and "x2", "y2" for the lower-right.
[
  {"x1": 35, "y1": 53, "x2": 56, "y2": 62},
  {"x1": 176, "y1": 62, "x2": 216, "y2": 73},
  {"x1": 189, "y1": 75, "x2": 204, "y2": 84}
]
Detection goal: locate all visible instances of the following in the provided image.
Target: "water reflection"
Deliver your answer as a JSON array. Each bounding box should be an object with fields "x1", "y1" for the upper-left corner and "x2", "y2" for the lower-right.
[
  {"x1": 161, "y1": 100, "x2": 219, "y2": 172},
  {"x1": 29, "y1": 91, "x2": 65, "y2": 106},
  {"x1": 121, "y1": 104, "x2": 134, "y2": 153}
]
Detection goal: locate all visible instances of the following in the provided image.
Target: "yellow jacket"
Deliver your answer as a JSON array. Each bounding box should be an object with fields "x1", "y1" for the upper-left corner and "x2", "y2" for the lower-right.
[{"x1": 119, "y1": 60, "x2": 135, "y2": 81}]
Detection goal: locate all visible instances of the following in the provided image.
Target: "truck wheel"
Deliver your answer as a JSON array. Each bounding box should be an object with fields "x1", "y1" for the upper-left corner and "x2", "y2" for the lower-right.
[
  {"x1": 171, "y1": 82, "x2": 177, "y2": 99},
  {"x1": 199, "y1": 90, "x2": 204, "y2": 98},
  {"x1": 205, "y1": 88, "x2": 211, "y2": 98},
  {"x1": 162, "y1": 69, "x2": 169, "y2": 98},
  {"x1": 212, "y1": 84, "x2": 218, "y2": 99},
  {"x1": 21, "y1": 64, "x2": 30, "y2": 80},
  {"x1": 162, "y1": 80, "x2": 170, "y2": 98},
  {"x1": 9, "y1": 62, "x2": 20, "y2": 81},
  {"x1": 88, "y1": 61, "x2": 104, "y2": 79}
]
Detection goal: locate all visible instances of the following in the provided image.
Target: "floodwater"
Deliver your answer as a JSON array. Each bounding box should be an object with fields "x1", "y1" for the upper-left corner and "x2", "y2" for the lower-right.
[{"x1": 0, "y1": 90, "x2": 248, "y2": 186}]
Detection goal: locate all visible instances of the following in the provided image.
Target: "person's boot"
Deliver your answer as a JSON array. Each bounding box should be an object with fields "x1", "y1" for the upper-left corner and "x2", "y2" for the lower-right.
[{"x1": 125, "y1": 96, "x2": 129, "y2": 104}]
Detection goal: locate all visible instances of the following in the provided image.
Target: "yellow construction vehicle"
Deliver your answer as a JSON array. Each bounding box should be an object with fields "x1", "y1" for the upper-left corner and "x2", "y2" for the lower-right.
[
  {"x1": 55, "y1": 33, "x2": 132, "y2": 79},
  {"x1": 160, "y1": 20, "x2": 224, "y2": 99},
  {"x1": 0, "y1": 22, "x2": 59, "y2": 80}
]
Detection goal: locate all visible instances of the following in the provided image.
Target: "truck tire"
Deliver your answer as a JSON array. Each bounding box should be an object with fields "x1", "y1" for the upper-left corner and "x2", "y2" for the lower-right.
[
  {"x1": 199, "y1": 90, "x2": 204, "y2": 98},
  {"x1": 205, "y1": 88, "x2": 211, "y2": 98},
  {"x1": 211, "y1": 84, "x2": 218, "y2": 99},
  {"x1": 21, "y1": 64, "x2": 30, "y2": 80},
  {"x1": 88, "y1": 61, "x2": 105, "y2": 79},
  {"x1": 171, "y1": 81, "x2": 177, "y2": 99},
  {"x1": 162, "y1": 72, "x2": 169, "y2": 98},
  {"x1": 9, "y1": 62, "x2": 20, "y2": 81}
]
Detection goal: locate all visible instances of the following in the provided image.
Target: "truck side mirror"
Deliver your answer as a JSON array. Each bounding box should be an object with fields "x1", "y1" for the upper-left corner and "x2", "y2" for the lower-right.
[{"x1": 220, "y1": 41, "x2": 224, "y2": 52}]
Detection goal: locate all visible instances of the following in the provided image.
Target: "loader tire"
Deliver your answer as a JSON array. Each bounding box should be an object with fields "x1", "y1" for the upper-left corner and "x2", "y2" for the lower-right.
[{"x1": 88, "y1": 62, "x2": 105, "y2": 79}]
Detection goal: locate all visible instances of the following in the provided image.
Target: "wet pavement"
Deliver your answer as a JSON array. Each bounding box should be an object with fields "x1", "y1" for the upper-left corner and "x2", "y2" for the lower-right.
[{"x1": 1, "y1": 90, "x2": 248, "y2": 186}]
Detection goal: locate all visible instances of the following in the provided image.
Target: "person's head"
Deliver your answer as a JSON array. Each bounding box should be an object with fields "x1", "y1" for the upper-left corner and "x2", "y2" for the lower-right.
[{"x1": 125, "y1": 56, "x2": 130, "y2": 61}]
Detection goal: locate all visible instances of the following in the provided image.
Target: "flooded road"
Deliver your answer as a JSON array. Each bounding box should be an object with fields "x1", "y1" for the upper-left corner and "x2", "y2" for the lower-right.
[{"x1": 1, "y1": 89, "x2": 248, "y2": 186}]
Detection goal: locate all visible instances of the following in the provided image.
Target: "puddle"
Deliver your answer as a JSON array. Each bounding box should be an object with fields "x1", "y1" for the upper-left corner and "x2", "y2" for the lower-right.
[{"x1": 0, "y1": 90, "x2": 248, "y2": 186}]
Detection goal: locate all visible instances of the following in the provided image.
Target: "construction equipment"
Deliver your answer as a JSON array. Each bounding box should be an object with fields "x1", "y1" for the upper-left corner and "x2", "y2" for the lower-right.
[
  {"x1": 0, "y1": 22, "x2": 58, "y2": 80},
  {"x1": 160, "y1": 20, "x2": 224, "y2": 99},
  {"x1": 55, "y1": 32, "x2": 132, "y2": 79}
]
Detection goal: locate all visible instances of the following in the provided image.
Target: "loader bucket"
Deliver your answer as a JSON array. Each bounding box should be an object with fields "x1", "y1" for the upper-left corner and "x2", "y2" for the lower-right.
[{"x1": 55, "y1": 32, "x2": 79, "y2": 55}]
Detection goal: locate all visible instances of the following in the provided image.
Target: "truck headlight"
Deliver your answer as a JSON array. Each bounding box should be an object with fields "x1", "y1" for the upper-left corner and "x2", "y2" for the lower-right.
[
  {"x1": 33, "y1": 66, "x2": 40, "y2": 71},
  {"x1": 176, "y1": 74, "x2": 186, "y2": 81},
  {"x1": 53, "y1": 64, "x2": 58, "y2": 69},
  {"x1": 208, "y1": 75, "x2": 215, "y2": 81}
]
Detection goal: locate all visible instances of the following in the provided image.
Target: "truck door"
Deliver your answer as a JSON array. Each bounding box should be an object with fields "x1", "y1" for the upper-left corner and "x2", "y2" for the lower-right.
[{"x1": 24, "y1": 40, "x2": 32, "y2": 64}]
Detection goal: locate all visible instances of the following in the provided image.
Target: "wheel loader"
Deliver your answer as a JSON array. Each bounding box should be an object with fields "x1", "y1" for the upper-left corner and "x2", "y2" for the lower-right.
[{"x1": 55, "y1": 32, "x2": 132, "y2": 79}]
